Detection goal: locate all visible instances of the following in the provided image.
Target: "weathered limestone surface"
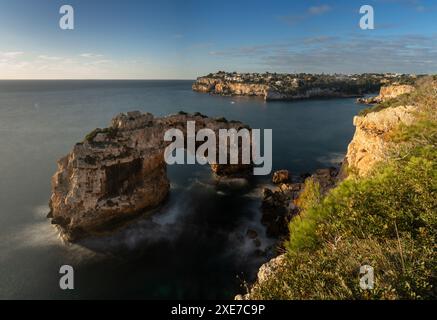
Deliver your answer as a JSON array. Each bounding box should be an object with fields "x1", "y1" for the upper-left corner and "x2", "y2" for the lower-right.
[
  {"x1": 241, "y1": 98, "x2": 420, "y2": 299},
  {"x1": 357, "y1": 84, "x2": 415, "y2": 104},
  {"x1": 235, "y1": 254, "x2": 286, "y2": 300},
  {"x1": 193, "y1": 77, "x2": 363, "y2": 101},
  {"x1": 345, "y1": 105, "x2": 417, "y2": 176},
  {"x1": 49, "y1": 111, "x2": 251, "y2": 241},
  {"x1": 378, "y1": 84, "x2": 415, "y2": 101},
  {"x1": 193, "y1": 77, "x2": 269, "y2": 97}
]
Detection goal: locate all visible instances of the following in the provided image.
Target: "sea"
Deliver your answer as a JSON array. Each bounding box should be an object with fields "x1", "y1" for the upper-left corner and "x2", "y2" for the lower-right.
[{"x1": 0, "y1": 80, "x2": 366, "y2": 299}]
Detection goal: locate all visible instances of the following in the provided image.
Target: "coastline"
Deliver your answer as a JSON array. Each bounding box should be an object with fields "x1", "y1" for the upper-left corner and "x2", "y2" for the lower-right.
[
  {"x1": 237, "y1": 77, "x2": 437, "y2": 300},
  {"x1": 192, "y1": 72, "x2": 418, "y2": 101}
]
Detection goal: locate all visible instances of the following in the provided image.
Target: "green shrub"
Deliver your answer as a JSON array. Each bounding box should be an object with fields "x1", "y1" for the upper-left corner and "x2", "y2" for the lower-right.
[
  {"x1": 252, "y1": 79, "x2": 437, "y2": 299},
  {"x1": 253, "y1": 150, "x2": 436, "y2": 299},
  {"x1": 250, "y1": 235, "x2": 435, "y2": 300},
  {"x1": 84, "y1": 128, "x2": 102, "y2": 142},
  {"x1": 84, "y1": 127, "x2": 118, "y2": 143},
  {"x1": 359, "y1": 76, "x2": 436, "y2": 116},
  {"x1": 215, "y1": 117, "x2": 228, "y2": 123},
  {"x1": 287, "y1": 178, "x2": 322, "y2": 251}
]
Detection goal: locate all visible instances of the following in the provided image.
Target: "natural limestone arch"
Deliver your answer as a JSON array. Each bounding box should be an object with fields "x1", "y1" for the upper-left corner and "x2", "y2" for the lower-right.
[{"x1": 49, "y1": 111, "x2": 251, "y2": 241}]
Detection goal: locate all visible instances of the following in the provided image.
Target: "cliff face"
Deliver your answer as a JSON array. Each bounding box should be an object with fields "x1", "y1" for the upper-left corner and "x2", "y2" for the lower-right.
[
  {"x1": 344, "y1": 105, "x2": 417, "y2": 176},
  {"x1": 215, "y1": 82, "x2": 269, "y2": 96},
  {"x1": 239, "y1": 86, "x2": 422, "y2": 299},
  {"x1": 191, "y1": 77, "x2": 220, "y2": 93},
  {"x1": 49, "y1": 111, "x2": 251, "y2": 241},
  {"x1": 358, "y1": 84, "x2": 415, "y2": 104},
  {"x1": 235, "y1": 254, "x2": 286, "y2": 300},
  {"x1": 193, "y1": 77, "x2": 365, "y2": 101},
  {"x1": 192, "y1": 77, "x2": 269, "y2": 97},
  {"x1": 378, "y1": 84, "x2": 415, "y2": 101}
]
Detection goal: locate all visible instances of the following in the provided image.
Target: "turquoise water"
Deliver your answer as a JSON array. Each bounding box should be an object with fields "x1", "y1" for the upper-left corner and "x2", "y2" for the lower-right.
[{"x1": 0, "y1": 80, "x2": 365, "y2": 299}]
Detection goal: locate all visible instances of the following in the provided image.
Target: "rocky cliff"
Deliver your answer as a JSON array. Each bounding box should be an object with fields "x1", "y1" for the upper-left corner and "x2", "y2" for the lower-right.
[
  {"x1": 378, "y1": 84, "x2": 415, "y2": 101},
  {"x1": 49, "y1": 111, "x2": 251, "y2": 241},
  {"x1": 193, "y1": 76, "x2": 366, "y2": 101},
  {"x1": 238, "y1": 86, "x2": 423, "y2": 299},
  {"x1": 193, "y1": 77, "x2": 269, "y2": 97},
  {"x1": 357, "y1": 84, "x2": 415, "y2": 104},
  {"x1": 261, "y1": 168, "x2": 338, "y2": 238},
  {"x1": 344, "y1": 105, "x2": 417, "y2": 176}
]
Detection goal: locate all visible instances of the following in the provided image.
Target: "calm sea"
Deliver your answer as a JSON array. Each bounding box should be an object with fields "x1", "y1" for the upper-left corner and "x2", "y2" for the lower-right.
[{"x1": 0, "y1": 80, "x2": 365, "y2": 299}]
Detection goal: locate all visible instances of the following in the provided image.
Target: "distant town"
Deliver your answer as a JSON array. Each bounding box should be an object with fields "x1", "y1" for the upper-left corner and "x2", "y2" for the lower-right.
[{"x1": 193, "y1": 71, "x2": 420, "y2": 101}]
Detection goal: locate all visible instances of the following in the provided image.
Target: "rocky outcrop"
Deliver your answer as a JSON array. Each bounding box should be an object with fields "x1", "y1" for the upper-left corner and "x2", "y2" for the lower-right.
[
  {"x1": 215, "y1": 82, "x2": 269, "y2": 97},
  {"x1": 357, "y1": 84, "x2": 415, "y2": 104},
  {"x1": 241, "y1": 91, "x2": 424, "y2": 299},
  {"x1": 272, "y1": 170, "x2": 290, "y2": 185},
  {"x1": 378, "y1": 84, "x2": 415, "y2": 100},
  {"x1": 240, "y1": 102, "x2": 415, "y2": 298},
  {"x1": 191, "y1": 77, "x2": 221, "y2": 93},
  {"x1": 261, "y1": 185, "x2": 300, "y2": 237},
  {"x1": 243, "y1": 162, "x2": 374, "y2": 299},
  {"x1": 193, "y1": 77, "x2": 269, "y2": 98},
  {"x1": 235, "y1": 254, "x2": 286, "y2": 300},
  {"x1": 261, "y1": 167, "x2": 338, "y2": 238},
  {"x1": 344, "y1": 105, "x2": 417, "y2": 176},
  {"x1": 49, "y1": 111, "x2": 251, "y2": 241},
  {"x1": 193, "y1": 76, "x2": 368, "y2": 101}
]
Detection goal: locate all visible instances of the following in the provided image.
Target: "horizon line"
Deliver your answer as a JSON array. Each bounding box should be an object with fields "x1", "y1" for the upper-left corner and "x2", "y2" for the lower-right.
[
  {"x1": 0, "y1": 78, "x2": 197, "y2": 81},
  {"x1": 0, "y1": 72, "x2": 434, "y2": 81}
]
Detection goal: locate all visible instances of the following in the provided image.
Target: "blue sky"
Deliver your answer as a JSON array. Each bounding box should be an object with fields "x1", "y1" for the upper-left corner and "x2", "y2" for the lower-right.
[{"x1": 0, "y1": 0, "x2": 436, "y2": 79}]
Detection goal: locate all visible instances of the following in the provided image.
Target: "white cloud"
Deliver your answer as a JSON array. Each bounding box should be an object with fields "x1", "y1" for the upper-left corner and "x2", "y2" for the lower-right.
[
  {"x1": 0, "y1": 50, "x2": 157, "y2": 79},
  {"x1": 207, "y1": 34, "x2": 437, "y2": 74},
  {"x1": 85, "y1": 59, "x2": 112, "y2": 66},
  {"x1": 80, "y1": 53, "x2": 104, "y2": 58},
  {"x1": 38, "y1": 55, "x2": 62, "y2": 61},
  {"x1": 0, "y1": 51, "x2": 24, "y2": 59}
]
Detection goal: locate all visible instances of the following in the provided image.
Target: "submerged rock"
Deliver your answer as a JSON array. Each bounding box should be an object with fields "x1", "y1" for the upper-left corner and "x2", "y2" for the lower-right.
[{"x1": 49, "y1": 111, "x2": 252, "y2": 241}]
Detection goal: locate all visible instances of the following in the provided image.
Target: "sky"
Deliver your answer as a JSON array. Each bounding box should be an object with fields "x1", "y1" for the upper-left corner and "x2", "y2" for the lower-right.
[{"x1": 0, "y1": 0, "x2": 436, "y2": 79}]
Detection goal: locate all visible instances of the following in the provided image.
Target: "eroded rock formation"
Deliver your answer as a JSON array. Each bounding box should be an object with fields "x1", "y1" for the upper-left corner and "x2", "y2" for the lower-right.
[
  {"x1": 193, "y1": 76, "x2": 369, "y2": 101},
  {"x1": 235, "y1": 254, "x2": 286, "y2": 300},
  {"x1": 344, "y1": 105, "x2": 417, "y2": 176},
  {"x1": 357, "y1": 84, "x2": 415, "y2": 104},
  {"x1": 261, "y1": 167, "x2": 338, "y2": 238},
  {"x1": 193, "y1": 77, "x2": 269, "y2": 97},
  {"x1": 238, "y1": 104, "x2": 418, "y2": 299},
  {"x1": 49, "y1": 111, "x2": 251, "y2": 241}
]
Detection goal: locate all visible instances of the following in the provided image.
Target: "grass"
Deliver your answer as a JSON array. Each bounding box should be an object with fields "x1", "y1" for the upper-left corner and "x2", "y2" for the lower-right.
[
  {"x1": 251, "y1": 145, "x2": 436, "y2": 299},
  {"x1": 359, "y1": 76, "x2": 436, "y2": 116},
  {"x1": 84, "y1": 127, "x2": 118, "y2": 143},
  {"x1": 215, "y1": 116, "x2": 228, "y2": 123},
  {"x1": 249, "y1": 77, "x2": 437, "y2": 300}
]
